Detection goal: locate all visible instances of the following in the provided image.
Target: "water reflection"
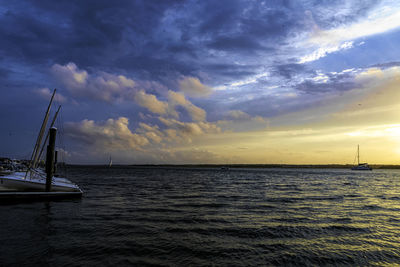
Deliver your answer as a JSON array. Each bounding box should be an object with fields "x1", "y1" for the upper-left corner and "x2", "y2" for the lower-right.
[{"x1": 1, "y1": 167, "x2": 400, "y2": 265}]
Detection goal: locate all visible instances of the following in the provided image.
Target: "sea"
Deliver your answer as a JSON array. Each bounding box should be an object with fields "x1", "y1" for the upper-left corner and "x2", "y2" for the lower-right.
[{"x1": 1, "y1": 166, "x2": 400, "y2": 266}]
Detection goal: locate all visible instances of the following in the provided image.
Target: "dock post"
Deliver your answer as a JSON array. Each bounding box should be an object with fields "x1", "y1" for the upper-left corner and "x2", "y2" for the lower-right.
[
  {"x1": 54, "y1": 150, "x2": 58, "y2": 175},
  {"x1": 45, "y1": 127, "x2": 57, "y2": 191}
]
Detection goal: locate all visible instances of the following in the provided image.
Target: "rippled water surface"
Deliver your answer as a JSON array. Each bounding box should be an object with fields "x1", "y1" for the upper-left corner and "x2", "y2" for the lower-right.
[{"x1": 1, "y1": 167, "x2": 400, "y2": 266}]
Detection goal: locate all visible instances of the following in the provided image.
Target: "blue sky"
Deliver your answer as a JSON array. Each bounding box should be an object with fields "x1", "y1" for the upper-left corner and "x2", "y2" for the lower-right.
[{"x1": 1, "y1": 0, "x2": 400, "y2": 164}]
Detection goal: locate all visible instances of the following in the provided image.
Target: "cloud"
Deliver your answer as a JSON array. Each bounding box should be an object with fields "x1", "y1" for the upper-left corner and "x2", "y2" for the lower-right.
[
  {"x1": 220, "y1": 67, "x2": 379, "y2": 121},
  {"x1": 299, "y1": 2, "x2": 400, "y2": 63},
  {"x1": 167, "y1": 90, "x2": 206, "y2": 121},
  {"x1": 4, "y1": 0, "x2": 400, "y2": 164},
  {"x1": 308, "y1": 6, "x2": 400, "y2": 46},
  {"x1": 203, "y1": 63, "x2": 258, "y2": 80},
  {"x1": 65, "y1": 117, "x2": 149, "y2": 151},
  {"x1": 295, "y1": 76, "x2": 357, "y2": 95},
  {"x1": 51, "y1": 62, "x2": 138, "y2": 102},
  {"x1": 133, "y1": 90, "x2": 177, "y2": 117},
  {"x1": 369, "y1": 61, "x2": 400, "y2": 69},
  {"x1": 207, "y1": 35, "x2": 265, "y2": 52},
  {"x1": 299, "y1": 41, "x2": 354, "y2": 64},
  {"x1": 178, "y1": 76, "x2": 212, "y2": 97},
  {"x1": 51, "y1": 62, "x2": 208, "y2": 122},
  {"x1": 0, "y1": 0, "x2": 392, "y2": 90},
  {"x1": 158, "y1": 117, "x2": 221, "y2": 142},
  {"x1": 51, "y1": 63, "x2": 88, "y2": 90},
  {"x1": 227, "y1": 110, "x2": 251, "y2": 120},
  {"x1": 132, "y1": 89, "x2": 207, "y2": 122},
  {"x1": 272, "y1": 63, "x2": 309, "y2": 80},
  {"x1": 137, "y1": 123, "x2": 164, "y2": 143},
  {"x1": 63, "y1": 114, "x2": 225, "y2": 162}
]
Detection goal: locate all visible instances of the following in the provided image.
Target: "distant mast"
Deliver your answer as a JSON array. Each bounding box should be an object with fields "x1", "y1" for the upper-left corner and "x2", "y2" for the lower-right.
[
  {"x1": 108, "y1": 156, "x2": 112, "y2": 167},
  {"x1": 351, "y1": 144, "x2": 372, "y2": 171}
]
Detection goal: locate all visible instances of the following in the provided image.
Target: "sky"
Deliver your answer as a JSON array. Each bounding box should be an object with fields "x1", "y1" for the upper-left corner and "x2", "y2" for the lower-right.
[{"x1": 1, "y1": 0, "x2": 400, "y2": 164}]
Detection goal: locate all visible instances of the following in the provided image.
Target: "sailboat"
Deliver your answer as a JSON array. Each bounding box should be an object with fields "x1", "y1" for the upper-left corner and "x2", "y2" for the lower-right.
[
  {"x1": 351, "y1": 145, "x2": 372, "y2": 171},
  {"x1": 0, "y1": 89, "x2": 82, "y2": 192},
  {"x1": 108, "y1": 156, "x2": 112, "y2": 167}
]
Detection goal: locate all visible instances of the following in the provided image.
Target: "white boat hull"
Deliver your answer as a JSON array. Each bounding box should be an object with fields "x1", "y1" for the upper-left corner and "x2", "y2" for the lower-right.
[
  {"x1": 0, "y1": 172, "x2": 81, "y2": 192},
  {"x1": 351, "y1": 164, "x2": 372, "y2": 171}
]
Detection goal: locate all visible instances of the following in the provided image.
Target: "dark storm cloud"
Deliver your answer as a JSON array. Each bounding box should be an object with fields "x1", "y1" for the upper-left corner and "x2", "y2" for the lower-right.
[
  {"x1": 0, "y1": 8, "x2": 66, "y2": 64},
  {"x1": 0, "y1": 0, "x2": 384, "y2": 88},
  {"x1": 228, "y1": 92, "x2": 310, "y2": 118},
  {"x1": 198, "y1": 0, "x2": 300, "y2": 37},
  {"x1": 306, "y1": 0, "x2": 379, "y2": 29},
  {"x1": 0, "y1": 0, "x2": 182, "y2": 67},
  {"x1": 1, "y1": 0, "x2": 399, "y2": 163},
  {"x1": 215, "y1": 69, "x2": 361, "y2": 118},
  {"x1": 0, "y1": 0, "x2": 310, "y2": 84},
  {"x1": 207, "y1": 36, "x2": 265, "y2": 52},
  {"x1": 296, "y1": 80, "x2": 357, "y2": 94},
  {"x1": 295, "y1": 71, "x2": 360, "y2": 95},
  {"x1": 204, "y1": 63, "x2": 259, "y2": 79},
  {"x1": 0, "y1": 1, "x2": 387, "y2": 113},
  {"x1": 369, "y1": 61, "x2": 400, "y2": 69},
  {"x1": 0, "y1": 67, "x2": 9, "y2": 79},
  {"x1": 115, "y1": 54, "x2": 195, "y2": 80},
  {"x1": 273, "y1": 63, "x2": 311, "y2": 79},
  {"x1": 199, "y1": 0, "x2": 304, "y2": 55}
]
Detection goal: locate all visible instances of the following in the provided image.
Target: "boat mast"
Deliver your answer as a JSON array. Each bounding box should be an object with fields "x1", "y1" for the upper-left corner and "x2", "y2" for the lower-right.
[
  {"x1": 357, "y1": 144, "x2": 360, "y2": 165},
  {"x1": 26, "y1": 89, "x2": 56, "y2": 178},
  {"x1": 36, "y1": 105, "x2": 61, "y2": 167}
]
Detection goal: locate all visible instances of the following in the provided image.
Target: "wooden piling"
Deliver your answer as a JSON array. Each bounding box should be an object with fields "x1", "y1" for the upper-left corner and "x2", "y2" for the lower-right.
[
  {"x1": 54, "y1": 150, "x2": 58, "y2": 174},
  {"x1": 45, "y1": 127, "x2": 57, "y2": 191}
]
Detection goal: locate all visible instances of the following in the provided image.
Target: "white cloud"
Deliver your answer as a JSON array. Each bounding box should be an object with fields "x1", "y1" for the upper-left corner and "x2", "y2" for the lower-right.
[
  {"x1": 51, "y1": 62, "x2": 88, "y2": 90},
  {"x1": 51, "y1": 62, "x2": 136, "y2": 102},
  {"x1": 178, "y1": 76, "x2": 212, "y2": 97},
  {"x1": 299, "y1": 41, "x2": 353, "y2": 64},
  {"x1": 137, "y1": 123, "x2": 164, "y2": 143},
  {"x1": 228, "y1": 110, "x2": 251, "y2": 120},
  {"x1": 215, "y1": 72, "x2": 269, "y2": 91},
  {"x1": 309, "y1": 8, "x2": 400, "y2": 46},
  {"x1": 299, "y1": 3, "x2": 400, "y2": 63},
  {"x1": 158, "y1": 117, "x2": 221, "y2": 142},
  {"x1": 184, "y1": 104, "x2": 206, "y2": 122},
  {"x1": 52, "y1": 62, "x2": 208, "y2": 122},
  {"x1": 65, "y1": 117, "x2": 149, "y2": 151},
  {"x1": 133, "y1": 90, "x2": 207, "y2": 122},
  {"x1": 65, "y1": 115, "x2": 221, "y2": 152},
  {"x1": 167, "y1": 90, "x2": 206, "y2": 121},
  {"x1": 133, "y1": 90, "x2": 178, "y2": 117}
]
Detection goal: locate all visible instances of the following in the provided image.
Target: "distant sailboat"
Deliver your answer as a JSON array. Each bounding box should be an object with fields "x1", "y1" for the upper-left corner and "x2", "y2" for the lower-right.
[
  {"x1": 108, "y1": 156, "x2": 112, "y2": 167},
  {"x1": 351, "y1": 145, "x2": 372, "y2": 171}
]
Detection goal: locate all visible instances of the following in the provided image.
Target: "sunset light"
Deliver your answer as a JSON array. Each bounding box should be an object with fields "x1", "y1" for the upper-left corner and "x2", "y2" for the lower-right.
[
  {"x1": 3, "y1": 2, "x2": 400, "y2": 266},
  {"x1": 1, "y1": 0, "x2": 400, "y2": 165}
]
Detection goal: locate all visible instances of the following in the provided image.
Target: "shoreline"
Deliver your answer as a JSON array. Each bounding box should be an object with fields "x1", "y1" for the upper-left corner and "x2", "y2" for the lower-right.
[{"x1": 66, "y1": 164, "x2": 400, "y2": 169}]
